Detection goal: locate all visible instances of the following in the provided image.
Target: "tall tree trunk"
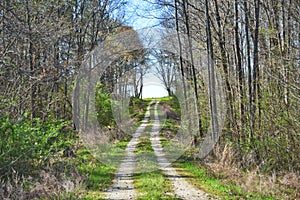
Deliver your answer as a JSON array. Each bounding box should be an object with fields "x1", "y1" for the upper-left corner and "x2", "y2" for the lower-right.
[
  {"x1": 213, "y1": 0, "x2": 234, "y2": 130},
  {"x1": 26, "y1": 1, "x2": 36, "y2": 120},
  {"x1": 234, "y1": 0, "x2": 244, "y2": 164},
  {"x1": 182, "y1": 0, "x2": 203, "y2": 140},
  {"x1": 174, "y1": 0, "x2": 188, "y2": 117},
  {"x1": 235, "y1": 0, "x2": 244, "y2": 129},
  {"x1": 244, "y1": 1, "x2": 253, "y2": 140},
  {"x1": 250, "y1": 0, "x2": 261, "y2": 162},
  {"x1": 205, "y1": 0, "x2": 219, "y2": 140},
  {"x1": 252, "y1": 0, "x2": 260, "y2": 134}
]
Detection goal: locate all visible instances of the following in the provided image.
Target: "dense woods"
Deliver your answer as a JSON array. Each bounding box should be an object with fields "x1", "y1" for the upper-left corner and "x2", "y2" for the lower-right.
[
  {"x1": 155, "y1": 0, "x2": 300, "y2": 172},
  {"x1": 0, "y1": 0, "x2": 127, "y2": 198},
  {"x1": 0, "y1": 0, "x2": 299, "y2": 199}
]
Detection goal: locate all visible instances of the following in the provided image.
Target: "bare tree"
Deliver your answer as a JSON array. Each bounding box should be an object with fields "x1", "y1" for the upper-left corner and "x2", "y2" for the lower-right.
[{"x1": 153, "y1": 50, "x2": 176, "y2": 96}]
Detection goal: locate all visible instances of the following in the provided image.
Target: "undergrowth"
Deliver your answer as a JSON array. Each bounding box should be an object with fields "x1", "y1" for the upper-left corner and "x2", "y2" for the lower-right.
[{"x1": 156, "y1": 95, "x2": 299, "y2": 200}]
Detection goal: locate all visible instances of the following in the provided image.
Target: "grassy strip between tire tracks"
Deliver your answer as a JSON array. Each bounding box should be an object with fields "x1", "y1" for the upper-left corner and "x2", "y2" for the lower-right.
[
  {"x1": 72, "y1": 99, "x2": 153, "y2": 199},
  {"x1": 133, "y1": 106, "x2": 179, "y2": 200}
]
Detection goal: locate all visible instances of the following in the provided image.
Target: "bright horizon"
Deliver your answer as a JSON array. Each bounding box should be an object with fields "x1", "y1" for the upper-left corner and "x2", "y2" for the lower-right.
[{"x1": 142, "y1": 78, "x2": 168, "y2": 98}]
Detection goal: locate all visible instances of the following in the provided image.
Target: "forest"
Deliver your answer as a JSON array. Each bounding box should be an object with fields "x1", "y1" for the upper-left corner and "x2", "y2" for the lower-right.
[{"x1": 0, "y1": 0, "x2": 299, "y2": 199}]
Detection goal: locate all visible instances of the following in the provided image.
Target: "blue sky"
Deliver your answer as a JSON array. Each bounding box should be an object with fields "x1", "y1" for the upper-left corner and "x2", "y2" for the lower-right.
[
  {"x1": 124, "y1": 0, "x2": 168, "y2": 98},
  {"x1": 124, "y1": 0, "x2": 160, "y2": 29}
]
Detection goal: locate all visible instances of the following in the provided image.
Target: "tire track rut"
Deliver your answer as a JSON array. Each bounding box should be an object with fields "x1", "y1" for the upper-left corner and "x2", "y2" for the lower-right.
[
  {"x1": 150, "y1": 101, "x2": 210, "y2": 200},
  {"x1": 105, "y1": 101, "x2": 211, "y2": 200},
  {"x1": 104, "y1": 103, "x2": 152, "y2": 200}
]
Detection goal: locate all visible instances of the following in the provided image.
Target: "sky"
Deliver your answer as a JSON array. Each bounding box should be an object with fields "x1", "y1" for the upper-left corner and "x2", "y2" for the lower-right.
[
  {"x1": 142, "y1": 67, "x2": 168, "y2": 98},
  {"x1": 123, "y1": 0, "x2": 168, "y2": 98},
  {"x1": 124, "y1": 0, "x2": 160, "y2": 29}
]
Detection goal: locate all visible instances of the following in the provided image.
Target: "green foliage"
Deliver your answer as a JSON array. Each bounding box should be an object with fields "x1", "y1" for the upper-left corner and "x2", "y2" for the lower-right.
[
  {"x1": 129, "y1": 97, "x2": 152, "y2": 122},
  {"x1": 76, "y1": 149, "x2": 115, "y2": 191},
  {"x1": 95, "y1": 83, "x2": 114, "y2": 127},
  {"x1": 135, "y1": 137, "x2": 154, "y2": 154},
  {"x1": 0, "y1": 116, "x2": 75, "y2": 177}
]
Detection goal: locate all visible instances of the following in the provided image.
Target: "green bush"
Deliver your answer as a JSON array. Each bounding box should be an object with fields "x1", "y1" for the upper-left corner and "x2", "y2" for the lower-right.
[
  {"x1": 0, "y1": 116, "x2": 74, "y2": 178},
  {"x1": 95, "y1": 83, "x2": 115, "y2": 127}
]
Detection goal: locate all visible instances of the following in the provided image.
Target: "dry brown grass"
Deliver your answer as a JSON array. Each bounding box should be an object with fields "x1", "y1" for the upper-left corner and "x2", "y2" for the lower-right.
[
  {"x1": 29, "y1": 169, "x2": 83, "y2": 199},
  {"x1": 0, "y1": 171, "x2": 27, "y2": 200},
  {"x1": 0, "y1": 168, "x2": 83, "y2": 200},
  {"x1": 205, "y1": 143, "x2": 300, "y2": 199}
]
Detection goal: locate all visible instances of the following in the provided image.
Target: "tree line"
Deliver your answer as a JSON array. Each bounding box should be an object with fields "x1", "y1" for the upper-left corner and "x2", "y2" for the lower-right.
[
  {"x1": 0, "y1": 0, "x2": 125, "y2": 121},
  {"x1": 154, "y1": 0, "x2": 300, "y2": 172},
  {"x1": 0, "y1": 0, "x2": 299, "y2": 176}
]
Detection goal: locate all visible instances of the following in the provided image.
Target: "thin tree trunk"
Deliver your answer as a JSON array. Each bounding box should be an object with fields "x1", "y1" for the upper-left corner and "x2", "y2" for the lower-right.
[
  {"x1": 234, "y1": 0, "x2": 244, "y2": 164},
  {"x1": 26, "y1": 1, "x2": 36, "y2": 120},
  {"x1": 244, "y1": 1, "x2": 253, "y2": 140},
  {"x1": 174, "y1": 0, "x2": 188, "y2": 115},
  {"x1": 183, "y1": 0, "x2": 203, "y2": 140},
  {"x1": 235, "y1": 0, "x2": 244, "y2": 129},
  {"x1": 252, "y1": 0, "x2": 260, "y2": 133},
  {"x1": 213, "y1": 0, "x2": 234, "y2": 129},
  {"x1": 205, "y1": 0, "x2": 219, "y2": 140}
]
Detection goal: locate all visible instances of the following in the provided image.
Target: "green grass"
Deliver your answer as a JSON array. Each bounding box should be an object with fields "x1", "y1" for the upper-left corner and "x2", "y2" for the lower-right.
[
  {"x1": 174, "y1": 157, "x2": 275, "y2": 200},
  {"x1": 135, "y1": 137, "x2": 154, "y2": 153},
  {"x1": 134, "y1": 170, "x2": 179, "y2": 200},
  {"x1": 75, "y1": 100, "x2": 154, "y2": 199},
  {"x1": 157, "y1": 96, "x2": 181, "y2": 115},
  {"x1": 129, "y1": 97, "x2": 152, "y2": 123},
  {"x1": 133, "y1": 104, "x2": 179, "y2": 200},
  {"x1": 76, "y1": 149, "x2": 116, "y2": 191},
  {"x1": 114, "y1": 135, "x2": 132, "y2": 149},
  {"x1": 154, "y1": 96, "x2": 276, "y2": 200},
  {"x1": 75, "y1": 135, "x2": 133, "y2": 199},
  {"x1": 144, "y1": 96, "x2": 173, "y2": 101}
]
